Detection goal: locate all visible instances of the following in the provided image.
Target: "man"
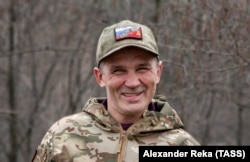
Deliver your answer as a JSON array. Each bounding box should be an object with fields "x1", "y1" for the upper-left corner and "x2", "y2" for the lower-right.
[{"x1": 32, "y1": 20, "x2": 200, "y2": 162}]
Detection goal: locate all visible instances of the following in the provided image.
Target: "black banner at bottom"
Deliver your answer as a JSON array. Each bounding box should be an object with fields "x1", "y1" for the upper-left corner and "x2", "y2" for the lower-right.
[{"x1": 139, "y1": 146, "x2": 250, "y2": 162}]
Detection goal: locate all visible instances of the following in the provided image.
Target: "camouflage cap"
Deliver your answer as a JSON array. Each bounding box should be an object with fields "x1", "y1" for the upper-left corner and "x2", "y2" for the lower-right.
[{"x1": 96, "y1": 20, "x2": 159, "y2": 66}]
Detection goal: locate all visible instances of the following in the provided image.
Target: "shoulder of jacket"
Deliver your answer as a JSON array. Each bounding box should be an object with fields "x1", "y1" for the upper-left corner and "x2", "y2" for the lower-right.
[{"x1": 48, "y1": 111, "x2": 93, "y2": 133}]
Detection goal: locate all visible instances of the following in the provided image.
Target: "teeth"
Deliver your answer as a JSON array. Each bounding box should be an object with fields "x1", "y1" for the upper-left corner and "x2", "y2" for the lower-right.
[{"x1": 124, "y1": 93, "x2": 140, "y2": 97}]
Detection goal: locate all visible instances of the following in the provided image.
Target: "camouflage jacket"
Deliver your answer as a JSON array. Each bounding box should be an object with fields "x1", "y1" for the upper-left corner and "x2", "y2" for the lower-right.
[{"x1": 32, "y1": 96, "x2": 200, "y2": 162}]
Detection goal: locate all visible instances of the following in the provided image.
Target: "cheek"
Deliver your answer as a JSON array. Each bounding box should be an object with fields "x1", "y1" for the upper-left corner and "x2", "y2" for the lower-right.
[
  {"x1": 141, "y1": 72, "x2": 160, "y2": 84},
  {"x1": 104, "y1": 76, "x2": 125, "y2": 89}
]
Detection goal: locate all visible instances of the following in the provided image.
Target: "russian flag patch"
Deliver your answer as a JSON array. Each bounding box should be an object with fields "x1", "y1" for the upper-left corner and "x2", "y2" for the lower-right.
[{"x1": 114, "y1": 26, "x2": 142, "y2": 41}]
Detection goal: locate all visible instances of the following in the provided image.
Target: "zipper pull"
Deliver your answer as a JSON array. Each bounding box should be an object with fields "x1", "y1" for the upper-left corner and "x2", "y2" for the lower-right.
[{"x1": 117, "y1": 131, "x2": 126, "y2": 153}]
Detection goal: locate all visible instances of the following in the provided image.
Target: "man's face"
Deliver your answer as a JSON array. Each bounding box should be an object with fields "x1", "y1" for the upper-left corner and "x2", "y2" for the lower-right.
[{"x1": 94, "y1": 47, "x2": 162, "y2": 123}]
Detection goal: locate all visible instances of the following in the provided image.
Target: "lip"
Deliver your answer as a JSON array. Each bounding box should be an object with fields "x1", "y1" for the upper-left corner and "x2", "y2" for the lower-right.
[{"x1": 121, "y1": 91, "x2": 143, "y2": 102}]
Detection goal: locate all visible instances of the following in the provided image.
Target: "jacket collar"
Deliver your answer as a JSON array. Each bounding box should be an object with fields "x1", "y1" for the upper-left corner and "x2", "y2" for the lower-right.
[{"x1": 82, "y1": 97, "x2": 184, "y2": 134}]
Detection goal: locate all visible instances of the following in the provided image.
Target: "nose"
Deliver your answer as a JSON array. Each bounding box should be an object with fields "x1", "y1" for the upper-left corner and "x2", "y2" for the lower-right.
[{"x1": 125, "y1": 72, "x2": 141, "y2": 88}]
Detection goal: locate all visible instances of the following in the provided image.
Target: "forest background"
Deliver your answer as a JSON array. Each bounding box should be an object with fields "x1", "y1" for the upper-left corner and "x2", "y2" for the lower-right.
[{"x1": 0, "y1": 0, "x2": 249, "y2": 162}]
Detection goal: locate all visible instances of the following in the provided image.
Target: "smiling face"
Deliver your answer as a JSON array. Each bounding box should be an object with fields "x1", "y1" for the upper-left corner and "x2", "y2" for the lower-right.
[{"x1": 94, "y1": 47, "x2": 162, "y2": 123}]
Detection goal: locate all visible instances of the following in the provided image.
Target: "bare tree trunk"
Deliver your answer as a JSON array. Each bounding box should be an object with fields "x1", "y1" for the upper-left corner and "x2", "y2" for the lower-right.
[{"x1": 7, "y1": 0, "x2": 17, "y2": 162}]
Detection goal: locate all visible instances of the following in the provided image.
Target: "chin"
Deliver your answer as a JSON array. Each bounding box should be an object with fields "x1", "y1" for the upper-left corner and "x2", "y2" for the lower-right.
[{"x1": 123, "y1": 104, "x2": 146, "y2": 113}]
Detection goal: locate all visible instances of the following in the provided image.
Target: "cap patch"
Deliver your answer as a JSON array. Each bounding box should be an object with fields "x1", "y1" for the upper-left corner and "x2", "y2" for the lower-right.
[{"x1": 115, "y1": 26, "x2": 142, "y2": 41}]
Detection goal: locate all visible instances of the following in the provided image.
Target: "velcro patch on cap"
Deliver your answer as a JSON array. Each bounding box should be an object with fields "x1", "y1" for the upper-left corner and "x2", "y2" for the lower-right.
[{"x1": 115, "y1": 26, "x2": 142, "y2": 41}]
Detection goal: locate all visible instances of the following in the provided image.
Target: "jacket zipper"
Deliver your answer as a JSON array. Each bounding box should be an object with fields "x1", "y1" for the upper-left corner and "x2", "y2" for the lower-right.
[{"x1": 117, "y1": 130, "x2": 127, "y2": 162}]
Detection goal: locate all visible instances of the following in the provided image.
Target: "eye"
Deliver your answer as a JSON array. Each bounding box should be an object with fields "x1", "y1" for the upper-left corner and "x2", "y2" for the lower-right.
[
  {"x1": 112, "y1": 68, "x2": 126, "y2": 74},
  {"x1": 137, "y1": 67, "x2": 150, "y2": 72}
]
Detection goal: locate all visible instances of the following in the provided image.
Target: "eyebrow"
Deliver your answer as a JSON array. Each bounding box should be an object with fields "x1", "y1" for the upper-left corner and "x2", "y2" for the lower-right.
[
  {"x1": 137, "y1": 62, "x2": 151, "y2": 67},
  {"x1": 112, "y1": 62, "x2": 150, "y2": 68},
  {"x1": 110, "y1": 65, "x2": 124, "y2": 70}
]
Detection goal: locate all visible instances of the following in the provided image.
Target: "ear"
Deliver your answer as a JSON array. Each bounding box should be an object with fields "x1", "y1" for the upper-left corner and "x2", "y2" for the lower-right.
[
  {"x1": 93, "y1": 67, "x2": 105, "y2": 87},
  {"x1": 156, "y1": 61, "x2": 163, "y2": 84}
]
